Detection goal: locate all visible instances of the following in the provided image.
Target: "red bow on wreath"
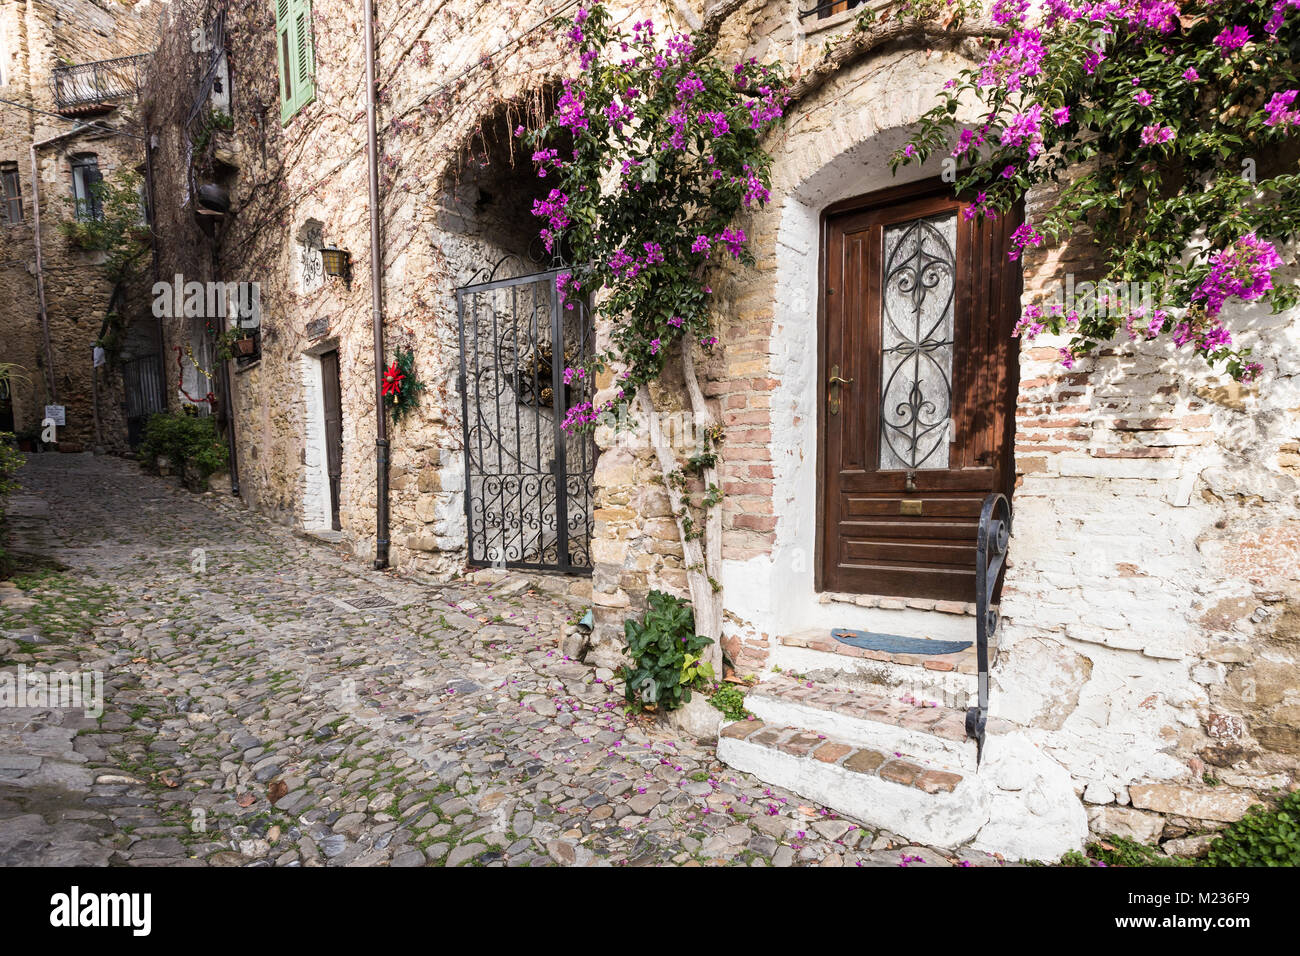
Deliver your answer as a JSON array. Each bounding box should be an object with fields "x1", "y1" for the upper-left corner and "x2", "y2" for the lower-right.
[{"x1": 382, "y1": 361, "x2": 405, "y2": 401}]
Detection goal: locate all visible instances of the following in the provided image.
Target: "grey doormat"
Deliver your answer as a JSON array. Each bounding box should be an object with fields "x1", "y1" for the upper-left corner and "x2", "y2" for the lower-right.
[{"x1": 831, "y1": 628, "x2": 971, "y2": 655}]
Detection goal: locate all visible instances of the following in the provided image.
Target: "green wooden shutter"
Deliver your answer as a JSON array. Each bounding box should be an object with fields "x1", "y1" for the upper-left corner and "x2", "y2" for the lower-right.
[
  {"x1": 292, "y1": 0, "x2": 316, "y2": 113},
  {"x1": 275, "y1": 0, "x2": 294, "y2": 123},
  {"x1": 276, "y1": 0, "x2": 314, "y2": 123}
]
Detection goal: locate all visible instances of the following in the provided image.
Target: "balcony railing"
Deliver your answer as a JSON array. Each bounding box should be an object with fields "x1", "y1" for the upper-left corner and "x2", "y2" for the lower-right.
[{"x1": 51, "y1": 54, "x2": 150, "y2": 113}]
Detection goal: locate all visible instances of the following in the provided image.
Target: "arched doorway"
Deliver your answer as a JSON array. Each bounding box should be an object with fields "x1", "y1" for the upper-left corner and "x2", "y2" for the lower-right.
[{"x1": 442, "y1": 99, "x2": 596, "y2": 573}]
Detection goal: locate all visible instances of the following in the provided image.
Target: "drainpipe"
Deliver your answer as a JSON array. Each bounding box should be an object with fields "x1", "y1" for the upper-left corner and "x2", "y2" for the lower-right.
[
  {"x1": 30, "y1": 126, "x2": 87, "y2": 405},
  {"x1": 210, "y1": 242, "x2": 241, "y2": 497},
  {"x1": 364, "y1": 0, "x2": 389, "y2": 569}
]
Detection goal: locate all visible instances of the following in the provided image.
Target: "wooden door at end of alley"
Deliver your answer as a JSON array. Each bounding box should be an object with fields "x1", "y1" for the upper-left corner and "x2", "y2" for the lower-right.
[{"x1": 320, "y1": 349, "x2": 343, "y2": 532}]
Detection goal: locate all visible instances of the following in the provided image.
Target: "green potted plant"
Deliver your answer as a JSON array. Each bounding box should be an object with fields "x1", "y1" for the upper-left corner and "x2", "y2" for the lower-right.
[
  {"x1": 14, "y1": 425, "x2": 39, "y2": 453},
  {"x1": 216, "y1": 325, "x2": 257, "y2": 359}
]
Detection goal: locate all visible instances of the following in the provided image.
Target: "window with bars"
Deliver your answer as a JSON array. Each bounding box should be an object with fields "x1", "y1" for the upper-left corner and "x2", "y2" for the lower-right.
[
  {"x1": 1, "y1": 163, "x2": 21, "y2": 225},
  {"x1": 71, "y1": 154, "x2": 103, "y2": 221},
  {"x1": 275, "y1": 0, "x2": 315, "y2": 124}
]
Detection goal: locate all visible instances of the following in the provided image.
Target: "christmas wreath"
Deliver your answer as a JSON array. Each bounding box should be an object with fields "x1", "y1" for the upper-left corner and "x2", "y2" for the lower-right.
[{"x1": 383, "y1": 347, "x2": 425, "y2": 422}]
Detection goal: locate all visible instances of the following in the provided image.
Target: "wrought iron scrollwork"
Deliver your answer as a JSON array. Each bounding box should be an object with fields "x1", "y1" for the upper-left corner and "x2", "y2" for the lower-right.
[
  {"x1": 966, "y1": 492, "x2": 1011, "y2": 765},
  {"x1": 455, "y1": 266, "x2": 594, "y2": 574},
  {"x1": 879, "y1": 214, "x2": 957, "y2": 471}
]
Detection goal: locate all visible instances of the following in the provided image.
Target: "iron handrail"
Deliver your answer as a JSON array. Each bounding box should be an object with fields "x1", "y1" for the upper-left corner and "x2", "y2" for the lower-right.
[
  {"x1": 51, "y1": 54, "x2": 150, "y2": 111},
  {"x1": 966, "y1": 491, "x2": 1010, "y2": 765}
]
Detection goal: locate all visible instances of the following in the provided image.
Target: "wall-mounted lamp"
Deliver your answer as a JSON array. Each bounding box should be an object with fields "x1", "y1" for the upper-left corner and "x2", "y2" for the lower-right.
[{"x1": 321, "y1": 245, "x2": 352, "y2": 288}]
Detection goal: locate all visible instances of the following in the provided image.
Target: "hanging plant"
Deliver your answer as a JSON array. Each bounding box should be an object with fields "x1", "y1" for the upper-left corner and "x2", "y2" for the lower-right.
[{"x1": 384, "y1": 347, "x2": 425, "y2": 422}]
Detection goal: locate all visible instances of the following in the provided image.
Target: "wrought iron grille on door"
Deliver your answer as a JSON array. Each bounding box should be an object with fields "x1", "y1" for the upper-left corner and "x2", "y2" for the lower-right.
[{"x1": 455, "y1": 267, "x2": 595, "y2": 573}]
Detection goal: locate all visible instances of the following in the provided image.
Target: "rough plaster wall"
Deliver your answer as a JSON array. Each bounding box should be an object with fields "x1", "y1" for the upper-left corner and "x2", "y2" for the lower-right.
[{"x1": 996, "y1": 281, "x2": 1300, "y2": 826}]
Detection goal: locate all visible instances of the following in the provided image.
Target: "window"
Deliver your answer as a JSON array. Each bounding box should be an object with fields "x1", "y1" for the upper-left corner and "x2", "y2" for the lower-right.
[
  {"x1": 275, "y1": 0, "x2": 315, "y2": 124},
  {"x1": 801, "y1": 0, "x2": 865, "y2": 21},
  {"x1": 71, "y1": 154, "x2": 103, "y2": 221},
  {"x1": 1, "y1": 163, "x2": 21, "y2": 224}
]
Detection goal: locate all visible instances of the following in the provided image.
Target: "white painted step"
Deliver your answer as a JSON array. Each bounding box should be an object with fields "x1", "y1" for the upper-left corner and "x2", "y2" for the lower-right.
[
  {"x1": 717, "y1": 719, "x2": 987, "y2": 849},
  {"x1": 718, "y1": 718, "x2": 1090, "y2": 861}
]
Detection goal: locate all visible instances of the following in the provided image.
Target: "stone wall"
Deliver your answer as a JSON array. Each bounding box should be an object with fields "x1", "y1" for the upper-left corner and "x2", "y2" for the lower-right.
[
  {"x1": 146, "y1": 0, "x2": 632, "y2": 583},
  {"x1": 0, "y1": 0, "x2": 161, "y2": 452},
  {"x1": 998, "y1": 267, "x2": 1300, "y2": 840}
]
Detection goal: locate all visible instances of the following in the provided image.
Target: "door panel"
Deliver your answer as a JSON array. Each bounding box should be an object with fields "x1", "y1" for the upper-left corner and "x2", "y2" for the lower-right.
[
  {"x1": 820, "y1": 183, "x2": 1020, "y2": 601},
  {"x1": 320, "y1": 350, "x2": 343, "y2": 532}
]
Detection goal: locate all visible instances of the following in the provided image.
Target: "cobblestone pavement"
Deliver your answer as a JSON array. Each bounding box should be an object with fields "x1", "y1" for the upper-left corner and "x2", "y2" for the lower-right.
[{"x1": 0, "y1": 453, "x2": 1008, "y2": 867}]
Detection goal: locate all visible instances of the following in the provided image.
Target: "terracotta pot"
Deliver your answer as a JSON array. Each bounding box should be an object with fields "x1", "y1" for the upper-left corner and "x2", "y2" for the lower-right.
[{"x1": 234, "y1": 337, "x2": 256, "y2": 356}]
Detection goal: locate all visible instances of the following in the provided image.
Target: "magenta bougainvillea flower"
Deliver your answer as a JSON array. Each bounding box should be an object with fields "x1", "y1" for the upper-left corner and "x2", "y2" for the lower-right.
[
  {"x1": 1213, "y1": 25, "x2": 1251, "y2": 50},
  {"x1": 1139, "y1": 124, "x2": 1176, "y2": 145},
  {"x1": 1193, "y1": 234, "x2": 1284, "y2": 318},
  {"x1": 1264, "y1": 90, "x2": 1299, "y2": 129}
]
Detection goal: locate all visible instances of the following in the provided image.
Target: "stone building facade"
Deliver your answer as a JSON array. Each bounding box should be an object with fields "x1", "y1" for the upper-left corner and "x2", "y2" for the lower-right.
[
  {"x1": 137, "y1": 0, "x2": 1298, "y2": 859},
  {"x1": 0, "y1": 0, "x2": 162, "y2": 452}
]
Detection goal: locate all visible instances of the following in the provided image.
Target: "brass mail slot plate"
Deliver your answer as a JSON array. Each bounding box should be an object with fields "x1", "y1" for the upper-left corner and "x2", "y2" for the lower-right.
[{"x1": 900, "y1": 500, "x2": 923, "y2": 516}]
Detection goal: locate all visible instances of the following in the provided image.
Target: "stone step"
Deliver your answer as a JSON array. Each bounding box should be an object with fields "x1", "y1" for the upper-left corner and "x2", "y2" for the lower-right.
[
  {"x1": 717, "y1": 719, "x2": 988, "y2": 848},
  {"x1": 780, "y1": 627, "x2": 995, "y2": 674},
  {"x1": 770, "y1": 630, "x2": 990, "y2": 707},
  {"x1": 746, "y1": 673, "x2": 977, "y2": 771}
]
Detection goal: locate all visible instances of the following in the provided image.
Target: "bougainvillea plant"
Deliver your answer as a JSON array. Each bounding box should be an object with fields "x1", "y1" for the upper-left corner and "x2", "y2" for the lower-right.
[
  {"x1": 520, "y1": 4, "x2": 786, "y2": 430},
  {"x1": 896, "y1": 0, "x2": 1300, "y2": 380},
  {"x1": 519, "y1": 4, "x2": 787, "y2": 665},
  {"x1": 384, "y1": 347, "x2": 425, "y2": 423}
]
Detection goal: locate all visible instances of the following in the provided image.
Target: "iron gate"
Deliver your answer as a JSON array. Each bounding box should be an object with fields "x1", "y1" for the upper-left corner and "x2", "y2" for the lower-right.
[
  {"x1": 456, "y1": 267, "x2": 595, "y2": 573},
  {"x1": 121, "y1": 354, "x2": 166, "y2": 447}
]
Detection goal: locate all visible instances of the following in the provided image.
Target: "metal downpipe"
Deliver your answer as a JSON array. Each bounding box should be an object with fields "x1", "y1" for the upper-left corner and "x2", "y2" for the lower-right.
[{"x1": 364, "y1": 0, "x2": 389, "y2": 569}]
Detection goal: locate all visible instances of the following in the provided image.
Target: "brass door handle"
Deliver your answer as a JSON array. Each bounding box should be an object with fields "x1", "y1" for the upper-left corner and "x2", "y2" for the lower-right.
[{"x1": 828, "y1": 364, "x2": 853, "y2": 415}]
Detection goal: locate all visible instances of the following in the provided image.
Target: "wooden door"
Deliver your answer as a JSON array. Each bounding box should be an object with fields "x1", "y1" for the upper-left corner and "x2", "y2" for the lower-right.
[
  {"x1": 818, "y1": 182, "x2": 1020, "y2": 601},
  {"x1": 320, "y1": 349, "x2": 343, "y2": 531}
]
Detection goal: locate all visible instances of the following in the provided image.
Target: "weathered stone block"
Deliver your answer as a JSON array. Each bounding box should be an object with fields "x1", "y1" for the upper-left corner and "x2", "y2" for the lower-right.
[{"x1": 1127, "y1": 785, "x2": 1258, "y2": 822}]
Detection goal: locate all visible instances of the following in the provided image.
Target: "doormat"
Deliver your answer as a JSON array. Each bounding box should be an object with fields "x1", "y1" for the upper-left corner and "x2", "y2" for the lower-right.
[{"x1": 831, "y1": 628, "x2": 971, "y2": 656}]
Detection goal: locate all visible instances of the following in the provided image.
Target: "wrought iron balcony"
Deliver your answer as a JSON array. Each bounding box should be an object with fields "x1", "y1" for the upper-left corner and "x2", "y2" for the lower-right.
[{"x1": 51, "y1": 54, "x2": 150, "y2": 113}]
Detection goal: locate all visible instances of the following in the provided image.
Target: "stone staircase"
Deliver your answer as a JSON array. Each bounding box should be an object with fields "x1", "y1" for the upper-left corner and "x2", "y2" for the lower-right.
[{"x1": 717, "y1": 635, "x2": 1088, "y2": 860}]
